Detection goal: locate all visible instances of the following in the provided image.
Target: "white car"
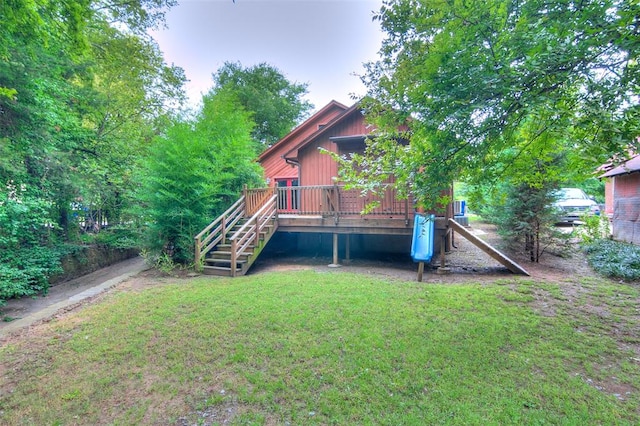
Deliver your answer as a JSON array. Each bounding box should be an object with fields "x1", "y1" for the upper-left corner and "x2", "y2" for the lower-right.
[{"x1": 554, "y1": 188, "x2": 600, "y2": 223}]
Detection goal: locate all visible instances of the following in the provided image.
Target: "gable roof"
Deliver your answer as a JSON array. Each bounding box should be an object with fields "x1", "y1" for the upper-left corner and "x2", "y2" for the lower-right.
[
  {"x1": 601, "y1": 154, "x2": 640, "y2": 178},
  {"x1": 282, "y1": 101, "x2": 368, "y2": 163},
  {"x1": 258, "y1": 100, "x2": 348, "y2": 162}
]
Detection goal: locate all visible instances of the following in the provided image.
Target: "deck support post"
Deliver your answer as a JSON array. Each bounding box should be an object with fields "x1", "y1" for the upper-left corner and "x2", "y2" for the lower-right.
[
  {"x1": 344, "y1": 234, "x2": 351, "y2": 264},
  {"x1": 437, "y1": 228, "x2": 451, "y2": 275},
  {"x1": 417, "y1": 261, "x2": 424, "y2": 282},
  {"x1": 328, "y1": 233, "x2": 341, "y2": 268}
]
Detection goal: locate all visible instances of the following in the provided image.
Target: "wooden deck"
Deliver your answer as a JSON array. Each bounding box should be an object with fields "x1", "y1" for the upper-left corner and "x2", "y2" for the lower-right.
[
  {"x1": 195, "y1": 186, "x2": 450, "y2": 277},
  {"x1": 244, "y1": 185, "x2": 451, "y2": 235},
  {"x1": 195, "y1": 186, "x2": 530, "y2": 277},
  {"x1": 246, "y1": 185, "x2": 434, "y2": 232}
]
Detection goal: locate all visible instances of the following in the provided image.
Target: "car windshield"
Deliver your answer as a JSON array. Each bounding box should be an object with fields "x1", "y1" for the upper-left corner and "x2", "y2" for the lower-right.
[{"x1": 558, "y1": 188, "x2": 588, "y2": 200}]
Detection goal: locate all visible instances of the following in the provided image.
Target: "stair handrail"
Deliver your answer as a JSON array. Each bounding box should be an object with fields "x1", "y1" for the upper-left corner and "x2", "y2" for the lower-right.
[
  {"x1": 229, "y1": 194, "x2": 278, "y2": 277},
  {"x1": 194, "y1": 196, "x2": 246, "y2": 267}
]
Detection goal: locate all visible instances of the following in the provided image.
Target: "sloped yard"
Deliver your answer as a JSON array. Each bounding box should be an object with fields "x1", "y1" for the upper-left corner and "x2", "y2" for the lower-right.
[{"x1": 1, "y1": 257, "x2": 639, "y2": 424}]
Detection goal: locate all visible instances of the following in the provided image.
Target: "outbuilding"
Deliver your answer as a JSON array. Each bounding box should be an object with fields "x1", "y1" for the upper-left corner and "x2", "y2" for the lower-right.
[{"x1": 601, "y1": 154, "x2": 640, "y2": 245}]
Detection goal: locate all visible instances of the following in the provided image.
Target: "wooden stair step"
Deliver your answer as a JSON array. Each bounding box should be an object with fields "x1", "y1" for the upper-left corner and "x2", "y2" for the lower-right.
[
  {"x1": 228, "y1": 231, "x2": 269, "y2": 239},
  {"x1": 217, "y1": 244, "x2": 256, "y2": 250},
  {"x1": 202, "y1": 265, "x2": 243, "y2": 276},
  {"x1": 205, "y1": 258, "x2": 248, "y2": 266},
  {"x1": 208, "y1": 251, "x2": 252, "y2": 259}
]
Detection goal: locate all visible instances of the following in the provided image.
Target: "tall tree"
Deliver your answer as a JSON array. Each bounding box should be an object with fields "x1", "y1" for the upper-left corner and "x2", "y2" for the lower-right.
[
  {"x1": 354, "y1": 0, "x2": 639, "y2": 209},
  {"x1": 136, "y1": 90, "x2": 263, "y2": 263},
  {"x1": 0, "y1": 0, "x2": 184, "y2": 299},
  {"x1": 0, "y1": 0, "x2": 185, "y2": 236},
  {"x1": 211, "y1": 61, "x2": 314, "y2": 147}
]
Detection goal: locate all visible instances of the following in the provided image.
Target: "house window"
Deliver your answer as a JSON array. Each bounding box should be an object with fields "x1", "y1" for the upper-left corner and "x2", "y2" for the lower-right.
[{"x1": 276, "y1": 178, "x2": 299, "y2": 211}]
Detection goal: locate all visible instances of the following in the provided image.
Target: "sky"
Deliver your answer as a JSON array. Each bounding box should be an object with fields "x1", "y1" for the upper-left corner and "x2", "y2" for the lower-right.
[{"x1": 150, "y1": 0, "x2": 385, "y2": 111}]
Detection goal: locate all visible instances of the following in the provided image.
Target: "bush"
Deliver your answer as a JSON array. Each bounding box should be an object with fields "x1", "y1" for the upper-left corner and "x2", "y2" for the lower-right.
[
  {"x1": 584, "y1": 239, "x2": 640, "y2": 281},
  {"x1": 0, "y1": 182, "x2": 62, "y2": 305},
  {"x1": 85, "y1": 226, "x2": 140, "y2": 250},
  {"x1": 576, "y1": 213, "x2": 610, "y2": 244},
  {"x1": 135, "y1": 90, "x2": 262, "y2": 264},
  {"x1": 0, "y1": 246, "x2": 65, "y2": 305}
]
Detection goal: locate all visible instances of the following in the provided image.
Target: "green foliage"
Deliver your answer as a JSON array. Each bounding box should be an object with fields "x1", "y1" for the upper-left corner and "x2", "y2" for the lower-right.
[
  {"x1": 136, "y1": 90, "x2": 263, "y2": 263},
  {"x1": 467, "y1": 137, "x2": 569, "y2": 262},
  {"x1": 584, "y1": 239, "x2": 640, "y2": 281},
  {"x1": 577, "y1": 214, "x2": 611, "y2": 245},
  {"x1": 0, "y1": 247, "x2": 63, "y2": 304},
  {"x1": 576, "y1": 178, "x2": 605, "y2": 204},
  {"x1": 358, "y1": 0, "x2": 638, "y2": 210},
  {"x1": 0, "y1": 182, "x2": 53, "y2": 247},
  {"x1": 492, "y1": 179, "x2": 566, "y2": 262},
  {"x1": 0, "y1": 182, "x2": 61, "y2": 304},
  {"x1": 141, "y1": 251, "x2": 179, "y2": 276},
  {"x1": 211, "y1": 61, "x2": 313, "y2": 147},
  {"x1": 84, "y1": 226, "x2": 140, "y2": 250},
  {"x1": 0, "y1": 0, "x2": 185, "y2": 302},
  {"x1": 0, "y1": 0, "x2": 185, "y2": 232}
]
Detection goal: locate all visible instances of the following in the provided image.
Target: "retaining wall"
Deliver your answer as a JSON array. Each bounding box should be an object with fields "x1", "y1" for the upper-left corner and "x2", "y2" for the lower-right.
[{"x1": 49, "y1": 246, "x2": 140, "y2": 285}]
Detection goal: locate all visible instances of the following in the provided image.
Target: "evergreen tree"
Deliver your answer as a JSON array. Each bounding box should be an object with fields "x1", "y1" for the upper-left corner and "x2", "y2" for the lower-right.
[{"x1": 137, "y1": 90, "x2": 263, "y2": 263}]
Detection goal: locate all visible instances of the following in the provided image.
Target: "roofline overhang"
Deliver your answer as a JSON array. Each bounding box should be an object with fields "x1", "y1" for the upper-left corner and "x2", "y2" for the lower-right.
[
  {"x1": 281, "y1": 102, "x2": 364, "y2": 161},
  {"x1": 258, "y1": 100, "x2": 349, "y2": 161},
  {"x1": 600, "y1": 154, "x2": 640, "y2": 178}
]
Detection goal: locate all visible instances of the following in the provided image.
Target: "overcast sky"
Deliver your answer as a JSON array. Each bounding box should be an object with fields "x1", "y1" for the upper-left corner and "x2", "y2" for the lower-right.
[{"x1": 150, "y1": 0, "x2": 384, "y2": 111}]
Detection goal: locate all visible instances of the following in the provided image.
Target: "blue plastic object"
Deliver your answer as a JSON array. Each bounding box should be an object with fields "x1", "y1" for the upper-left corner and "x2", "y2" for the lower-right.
[{"x1": 411, "y1": 214, "x2": 435, "y2": 262}]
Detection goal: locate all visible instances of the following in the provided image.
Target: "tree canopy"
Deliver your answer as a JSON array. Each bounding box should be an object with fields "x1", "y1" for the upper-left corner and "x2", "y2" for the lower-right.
[
  {"x1": 0, "y1": 0, "x2": 185, "y2": 302},
  {"x1": 211, "y1": 61, "x2": 314, "y2": 147},
  {"x1": 1, "y1": 0, "x2": 186, "y2": 231},
  {"x1": 356, "y1": 0, "x2": 639, "y2": 209}
]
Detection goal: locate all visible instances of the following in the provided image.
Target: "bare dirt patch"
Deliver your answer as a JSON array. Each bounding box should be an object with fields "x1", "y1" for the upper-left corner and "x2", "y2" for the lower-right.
[{"x1": 251, "y1": 221, "x2": 593, "y2": 285}]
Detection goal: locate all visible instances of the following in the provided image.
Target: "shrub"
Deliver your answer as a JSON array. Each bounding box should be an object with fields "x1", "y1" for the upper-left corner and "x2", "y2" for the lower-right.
[
  {"x1": 576, "y1": 213, "x2": 610, "y2": 245},
  {"x1": 0, "y1": 247, "x2": 64, "y2": 304},
  {"x1": 0, "y1": 182, "x2": 62, "y2": 305},
  {"x1": 135, "y1": 90, "x2": 262, "y2": 264},
  {"x1": 92, "y1": 226, "x2": 140, "y2": 250}
]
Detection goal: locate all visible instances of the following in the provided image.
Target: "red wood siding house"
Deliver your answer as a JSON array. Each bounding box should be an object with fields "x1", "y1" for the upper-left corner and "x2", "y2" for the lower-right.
[
  {"x1": 195, "y1": 100, "x2": 527, "y2": 276},
  {"x1": 282, "y1": 103, "x2": 368, "y2": 186},
  {"x1": 255, "y1": 100, "x2": 450, "y2": 254},
  {"x1": 601, "y1": 155, "x2": 640, "y2": 245},
  {"x1": 259, "y1": 100, "x2": 348, "y2": 189}
]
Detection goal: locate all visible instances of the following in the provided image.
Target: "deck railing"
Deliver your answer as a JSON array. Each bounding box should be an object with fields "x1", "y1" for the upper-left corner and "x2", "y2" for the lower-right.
[{"x1": 247, "y1": 185, "x2": 412, "y2": 219}]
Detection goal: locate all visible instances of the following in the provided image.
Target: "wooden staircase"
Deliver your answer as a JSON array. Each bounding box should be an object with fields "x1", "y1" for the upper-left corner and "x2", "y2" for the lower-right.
[{"x1": 194, "y1": 191, "x2": 278, "y2": 277}]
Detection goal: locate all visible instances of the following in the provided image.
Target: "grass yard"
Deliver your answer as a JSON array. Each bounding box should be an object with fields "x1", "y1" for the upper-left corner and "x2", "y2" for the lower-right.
[{"x1": 1, "y1": 270, "x2": 639, "y2": 425}]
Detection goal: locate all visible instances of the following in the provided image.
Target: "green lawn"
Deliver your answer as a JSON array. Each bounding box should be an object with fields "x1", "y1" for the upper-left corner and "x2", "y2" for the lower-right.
[{"x1": 1, "y1": 270, "x2": 639, "y2": 425}]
